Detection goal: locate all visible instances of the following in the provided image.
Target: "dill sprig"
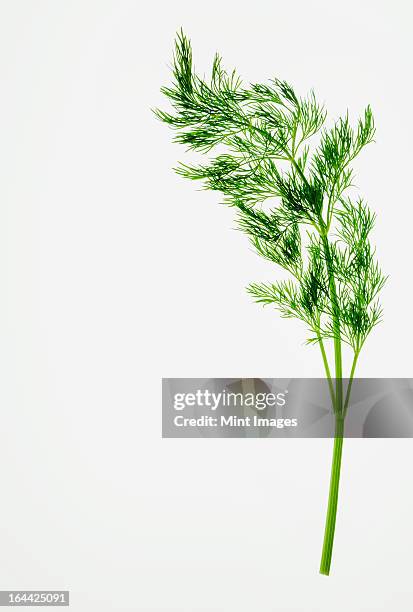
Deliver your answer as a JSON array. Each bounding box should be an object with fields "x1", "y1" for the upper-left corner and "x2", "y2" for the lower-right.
[{"x1": 155, "y1": 30, "x2": 386, "y2": 576}]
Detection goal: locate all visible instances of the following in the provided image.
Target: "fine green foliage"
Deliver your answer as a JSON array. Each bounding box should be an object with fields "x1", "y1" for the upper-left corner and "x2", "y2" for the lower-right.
[
  {"x1": 155, "y1": 30, "x2": 386, "y2": 575},
  {"x1": 155, "y1": 31, "x2": 385, "y2": 357}
]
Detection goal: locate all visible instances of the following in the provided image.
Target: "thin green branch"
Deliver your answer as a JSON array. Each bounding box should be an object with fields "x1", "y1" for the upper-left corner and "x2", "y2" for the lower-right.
[
  {"x1": 317, "y1": 332, "x2": 335, "y2": 406},
  {"x1": 343, "y1": 349, "x2": 360, "y2": 417}
]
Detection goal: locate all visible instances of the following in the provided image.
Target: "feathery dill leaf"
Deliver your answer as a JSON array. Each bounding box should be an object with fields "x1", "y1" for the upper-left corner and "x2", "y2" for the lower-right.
[
  {"x1": 156, "y1": 29, "x2": 387, "y2": 577},
  {"x1": 155, "y1": 29, "x2": 385, "y2": 355},
  {"x1": 155, "y1": 30, "x2": 385, "y2": 367}
]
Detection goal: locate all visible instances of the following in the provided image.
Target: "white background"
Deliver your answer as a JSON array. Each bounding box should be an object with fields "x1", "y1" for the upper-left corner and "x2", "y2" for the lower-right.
[{"x1": 0, "y1": 1, "x2": 412, "y2": 610}]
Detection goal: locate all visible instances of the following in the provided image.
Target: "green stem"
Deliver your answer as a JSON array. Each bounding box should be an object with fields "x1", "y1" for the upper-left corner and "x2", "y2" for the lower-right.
[
  {"x1": 320, "y1": 351, "x2": 359, "y2": 576},
  {"x1": 318, "y1": 232, "x2": 344, "y2": 576},
  {"x1": 343, "y1": 349, "x2": 360, "y2": 417},
  {"x1": 319, "y1": 415, "x2": 344, "y2": 576},
  {"x1": 317, "y1": 333, "x2": 335, "y2": 406}
]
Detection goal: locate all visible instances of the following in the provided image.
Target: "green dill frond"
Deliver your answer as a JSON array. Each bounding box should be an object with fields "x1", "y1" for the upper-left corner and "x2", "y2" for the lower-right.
[
  {"x1": 157, "y1": 31, "x2": 388, "y2": 576},
  {"x1": 156, "y1": 29, "x2": 385, "y2": 356}
]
